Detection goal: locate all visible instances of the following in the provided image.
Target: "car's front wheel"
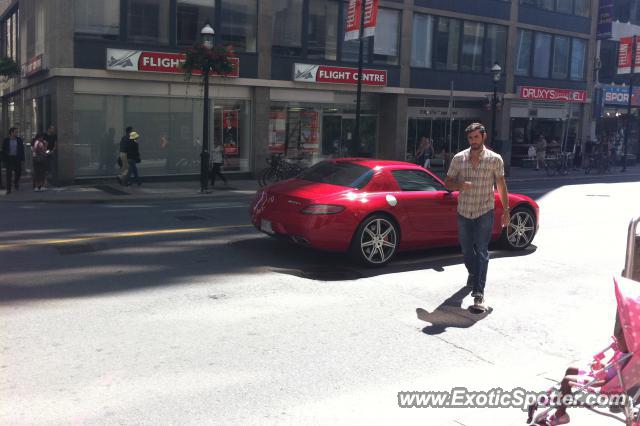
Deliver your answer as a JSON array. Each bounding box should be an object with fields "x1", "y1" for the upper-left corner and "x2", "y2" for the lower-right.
[
  {"x1": 350, "y1": 214, "x2": 399, "y2": 267},
  {"x1": 499, "y1": 207, "x2": 536, "y2": 250}
]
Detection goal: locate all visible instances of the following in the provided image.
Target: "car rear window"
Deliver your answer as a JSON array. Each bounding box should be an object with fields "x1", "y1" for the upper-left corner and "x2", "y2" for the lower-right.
[{"x1": 298, "y1": 162, "x2": 374, "y2": 189}]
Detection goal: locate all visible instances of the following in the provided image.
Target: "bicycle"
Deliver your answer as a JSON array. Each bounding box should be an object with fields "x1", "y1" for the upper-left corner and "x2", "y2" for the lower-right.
[
  {"x1": 258, "y1": 154, "x2": 307, "y2": 187},
  {"x1": 545, "y1": 152, "x2": 571, "y2": 177},
  {"x1": 584, "y1": 152, "x2": 612, "y2": 175}
]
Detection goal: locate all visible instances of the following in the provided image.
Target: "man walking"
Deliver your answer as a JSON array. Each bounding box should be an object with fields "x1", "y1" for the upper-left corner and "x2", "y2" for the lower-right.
[
  {"x1": 444, "y1": 123, "x2": 510, "y2": 312},
  {"x1": 2, "y1": 127, "x2": 25, "y2": 194},
  {"x1": 117, "y1": 126, "x2": 132, "y2": 186}
]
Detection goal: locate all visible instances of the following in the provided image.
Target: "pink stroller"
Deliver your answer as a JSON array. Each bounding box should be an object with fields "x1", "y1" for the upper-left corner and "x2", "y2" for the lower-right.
[{"x1": 527, "y1": 276, "x2": 640, "y2": 425}]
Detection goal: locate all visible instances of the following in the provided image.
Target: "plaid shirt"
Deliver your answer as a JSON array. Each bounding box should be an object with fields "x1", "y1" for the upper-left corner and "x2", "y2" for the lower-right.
[{"x1": 447, "y1": 147, "x2": 505, "y2": 219}]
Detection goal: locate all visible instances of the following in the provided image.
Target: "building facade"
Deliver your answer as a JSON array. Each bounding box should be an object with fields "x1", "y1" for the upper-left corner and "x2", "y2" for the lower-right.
[{"x1": 0, "y1": 0, "x2": 597, "y2": 183}]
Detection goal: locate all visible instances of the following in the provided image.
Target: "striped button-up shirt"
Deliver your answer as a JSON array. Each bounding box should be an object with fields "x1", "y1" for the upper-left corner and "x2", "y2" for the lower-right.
[{"x1": 447, "y1": 147, "x2": 505, "y2": 219}]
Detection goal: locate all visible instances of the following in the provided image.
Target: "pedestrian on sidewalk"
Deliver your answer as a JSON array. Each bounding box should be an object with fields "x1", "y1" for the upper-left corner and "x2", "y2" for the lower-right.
[
  {"x1": 444, "y1": 122, "x2": 510, "y2": 312},
  {"x1": 44, "y1": 125, "x2": 57, "y2": 185},
  {"x1": 210, "y1": 141, "x2": 228, "y2": 187},
  {"x1": 31, "y1": 133, "x2": 48, "y2": 191},
  {"x1": 117, "y1": 126, "x2": 132, "y2": 186},
  {"x1": 126, "y1": 131, "x2": 142, "y2": 186},
  {"x1": 2, "y1": 127, "x2": 25, "y2": 194},
  {"x1": 535, "y1": 134, "x2": 547, "y2": 171}
]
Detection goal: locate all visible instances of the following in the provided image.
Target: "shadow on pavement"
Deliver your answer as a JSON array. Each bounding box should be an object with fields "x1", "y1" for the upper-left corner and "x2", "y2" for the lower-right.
[
  {"x1": 0, "y1": 227, "x2": 537, "y2": 302},
  {"x1": 416, "y1": 286, "x2": 493, "y2": 335}
]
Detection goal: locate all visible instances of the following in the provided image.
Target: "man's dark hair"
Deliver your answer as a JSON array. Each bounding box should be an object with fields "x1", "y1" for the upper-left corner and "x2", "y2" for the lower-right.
[
  {"x1": 126, "y1": 126, "x2": 133, "y2": 133},
  {"x1": 465, "y1": 122, "x2": 486, "y2": 135},
  {"x1": 8, "y1": 127, "x2": 17, "y2": 135}
]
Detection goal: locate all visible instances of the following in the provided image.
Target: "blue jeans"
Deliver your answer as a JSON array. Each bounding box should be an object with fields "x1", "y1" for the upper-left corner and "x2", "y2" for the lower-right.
[
  {"x1": 457, "y1": 210, "x2": 494, "y2": 297},
  {"x1": 127, "y1": 160, "x2": 140, "y2": 185}
]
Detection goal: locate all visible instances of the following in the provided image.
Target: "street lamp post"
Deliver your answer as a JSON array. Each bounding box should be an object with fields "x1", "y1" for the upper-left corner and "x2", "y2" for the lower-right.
[
  {"x1": 200, "y1": 22, "x2": 215, "y2": 193},
  {"x1": 491, "y1": 63, "x2": 502, "y2": 148}
]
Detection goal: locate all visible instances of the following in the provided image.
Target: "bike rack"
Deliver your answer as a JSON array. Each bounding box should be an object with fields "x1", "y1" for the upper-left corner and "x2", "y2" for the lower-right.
[{"x1": 623, "y1": 215, "x2": 640, "y2": 280}]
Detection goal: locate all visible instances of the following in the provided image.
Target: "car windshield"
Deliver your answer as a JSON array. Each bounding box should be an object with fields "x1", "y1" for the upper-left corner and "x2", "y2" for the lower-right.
[{"x1": 298, "y1": 162, "x2": 374, "y2": 189}]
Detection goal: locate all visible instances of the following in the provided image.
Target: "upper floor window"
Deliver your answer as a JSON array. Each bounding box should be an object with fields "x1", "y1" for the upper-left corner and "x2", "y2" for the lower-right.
[
  {"x1": 308, "y1": 0, "x2": 339, "y2": 60},
  {"x1": 220, "y1": 0, "x2": 257, "y2": 53},
  {"x1": 75, "y1": 0, "x2": 120, "y2": 38},
  {"x1": 520, "y1": 0, "x2": 591, "y2": 17},
  {"x1": 372, "y1": 8, "x2": 400, "y2": 65},
  {"x1": 273, "y1": 0, "x2": 303, "y2": 56},
  {"x1": 2, "y1": 10, "x2": 18, "y2": 61},
  {"x1": 127, "y1": 0, "x2": 170, "y2": 44},
  {"x1": 411, "y1": 13, "x2": 507, "y2": 74},
  {"x1": 177, "y1": 0, "x2": 215, "y2": 46},
  {"x1": 515, "y1": 29, "x2": 587, "y2": 80}
]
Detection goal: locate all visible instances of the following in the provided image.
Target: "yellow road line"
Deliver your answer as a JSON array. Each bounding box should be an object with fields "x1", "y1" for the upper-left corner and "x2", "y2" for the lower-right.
[{"x1": 0, "y1": 224, "x2": 255, "y2": 250}]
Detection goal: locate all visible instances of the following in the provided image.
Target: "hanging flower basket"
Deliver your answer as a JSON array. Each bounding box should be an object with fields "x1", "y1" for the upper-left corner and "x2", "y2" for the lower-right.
[
  {"x1": 0, "y1": 57, "x2": 20, "y2": 78},
  {"x1": 180, "y1": 43, "x2": 236, "y2": 80}
]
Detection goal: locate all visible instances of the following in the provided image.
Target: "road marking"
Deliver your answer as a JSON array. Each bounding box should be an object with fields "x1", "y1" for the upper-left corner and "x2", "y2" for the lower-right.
[
  {"x1": 164, "y1": 203, "x2": 248, "y2": 213},
  {"x1": 0, "y1": 224, "x2": 255, "y2": 250}
]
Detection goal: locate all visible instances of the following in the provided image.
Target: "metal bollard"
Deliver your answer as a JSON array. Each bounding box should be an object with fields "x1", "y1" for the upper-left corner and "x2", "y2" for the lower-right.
[{"x1": 623, "y1": 216, "x2": 640, "y2": 281}]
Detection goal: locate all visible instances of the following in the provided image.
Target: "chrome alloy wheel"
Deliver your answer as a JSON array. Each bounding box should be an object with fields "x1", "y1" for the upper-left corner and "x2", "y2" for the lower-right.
[
  {"x1": 507, "y1": 210, "x2": 535, "y2": 249},
  {"x1": 360, "y1": 218, "x2": 397, "y2": 264}
]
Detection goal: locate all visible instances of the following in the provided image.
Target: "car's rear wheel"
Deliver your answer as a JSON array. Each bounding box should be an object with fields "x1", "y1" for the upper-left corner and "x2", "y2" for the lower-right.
[
  {"x1": 499, "y1": 206, "x2": 536, "y2": 250},
  {"x1": 350, "y1": 214, "x2": 399, "y2": 267}
]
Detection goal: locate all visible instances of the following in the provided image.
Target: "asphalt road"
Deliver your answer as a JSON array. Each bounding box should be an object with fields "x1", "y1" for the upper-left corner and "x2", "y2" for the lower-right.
[{"x1": 1, "y1": 173, "x2": 639, "y2": 425}]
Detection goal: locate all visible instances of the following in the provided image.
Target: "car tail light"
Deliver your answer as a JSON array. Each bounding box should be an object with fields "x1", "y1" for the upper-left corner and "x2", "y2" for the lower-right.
[{"x1": 300, "y1": 204, "x2": 345, "y2": 215}]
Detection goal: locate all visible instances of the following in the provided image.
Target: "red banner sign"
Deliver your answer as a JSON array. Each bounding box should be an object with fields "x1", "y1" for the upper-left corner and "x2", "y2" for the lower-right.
[
  {"x1": 344, "y1": 0, "x2": 379, "y2": 40},
  {"x1": 294, "y1": 63, "x2": 387, "y2": 86},
  {"x1": 107, "y1": 49, "x2": 239, "y2": 77},
  {"x1": 617, "y1": 36, "x2": 640, "y2": 74},
  {"x1": 22, "y1": 54, "x2": 45, "y2": 78},
  {"x1": 519, "y1": 86, "x2": 587, "y2": 103}
]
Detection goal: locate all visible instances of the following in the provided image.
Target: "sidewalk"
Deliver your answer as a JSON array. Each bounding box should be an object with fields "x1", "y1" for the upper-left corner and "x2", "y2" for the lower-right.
[{"x1": 2, "y1": 164, "x2": 639, "y2": 203}]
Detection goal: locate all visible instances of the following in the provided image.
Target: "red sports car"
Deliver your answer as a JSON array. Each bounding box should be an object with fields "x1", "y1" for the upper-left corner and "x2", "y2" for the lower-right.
[{"x1": 250, "y1": 159, "x2": 539, "y2": 267}]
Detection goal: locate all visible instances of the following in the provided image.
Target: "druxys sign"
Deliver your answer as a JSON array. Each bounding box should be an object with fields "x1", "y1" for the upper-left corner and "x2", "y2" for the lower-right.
[
  {"x1": 106, "y1": 48, "x2": 239, "y2": 77},
  {"x1": 518, "y1": 86, "x2": 587, "y2": 103}
]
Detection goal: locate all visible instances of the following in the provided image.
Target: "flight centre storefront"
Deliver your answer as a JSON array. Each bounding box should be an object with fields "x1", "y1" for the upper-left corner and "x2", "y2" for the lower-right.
[
  {"x1": 72, "y1": 48, "x2": 251, "y2": 178},
  {"x1": 267, "y1": 63, "x2": 386, "y2": 162}
]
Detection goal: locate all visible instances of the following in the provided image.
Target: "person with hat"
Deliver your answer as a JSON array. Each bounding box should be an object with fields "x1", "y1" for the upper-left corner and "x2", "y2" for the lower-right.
[{"x1": 126, "y1": 131, "x2": 142, "y2": 186}]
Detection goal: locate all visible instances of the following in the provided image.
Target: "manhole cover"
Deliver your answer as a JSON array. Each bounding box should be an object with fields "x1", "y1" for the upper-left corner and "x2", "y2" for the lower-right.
[
  {"x1": 55, "y1": 243, "x2": 97, "y2": 255},
  {"x1": 175, "y1": 215, "x2": 206, "y2": 221},
  {"x1": 300, "y1": 267, "x2": 363, "y2": 281},
  {"x1": 94, "y1": 185, "x2": 129, "y2": 196}
]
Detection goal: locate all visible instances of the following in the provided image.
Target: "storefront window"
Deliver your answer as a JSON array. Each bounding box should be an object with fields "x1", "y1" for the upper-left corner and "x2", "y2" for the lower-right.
[
  {"x1": 570, "y1": 38, "x2": 587, "y2": 80},
  {"x1": 220, "y1": 0, "x2": 257, "y2": 53},
  {"x1": 574, "y1": 0, "x2": 590, "y2": 16},
  {"x1": 434, "y1": 17, "x2": 460, "y2": 71},
  {"x1": 269, "y1": 101, "x2": 377, "y2": 160},
  {"x1": 552, "y1": 36, "x2": 570, "y2": 79},
  {"x1": 272, "y1": 0, "x2": 303, "y2": 56},
  {"x1": 407, "y1": 116, "x2": 482, "y2": 163},
  {"x1": 532, "y1": 33, "x2": 552, "y2": 78},
  {"x1": 411, "y1": 13, "x2": 434, "y2": 68},
  {"x1": 461, "y1": 21, "x2": 484, "y2": 72},
  {"x1": 485, "y1": 24, "x2": 507, "y2": 73},
  {"x1": 177, "y1": 0, "x2": 215, "y2": 46},
  {"x1": 515, "y1": 29, "x2": 532, "y2": 76},
  {"x1": 73, "y1": 94, "x2": 251, "y2": 177},
  {"x1": 373, "y1": 8, "x2": 400, "y2": 65},
  {"x1": 308, "y1": 0, "x2": 339, "y2": 60},
  {"x1": 127, "y1": 0, "x2": 170, "y2": 44},
  {"x1": 75, "y1": 0, "x2": 119, "y2": 38}
]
